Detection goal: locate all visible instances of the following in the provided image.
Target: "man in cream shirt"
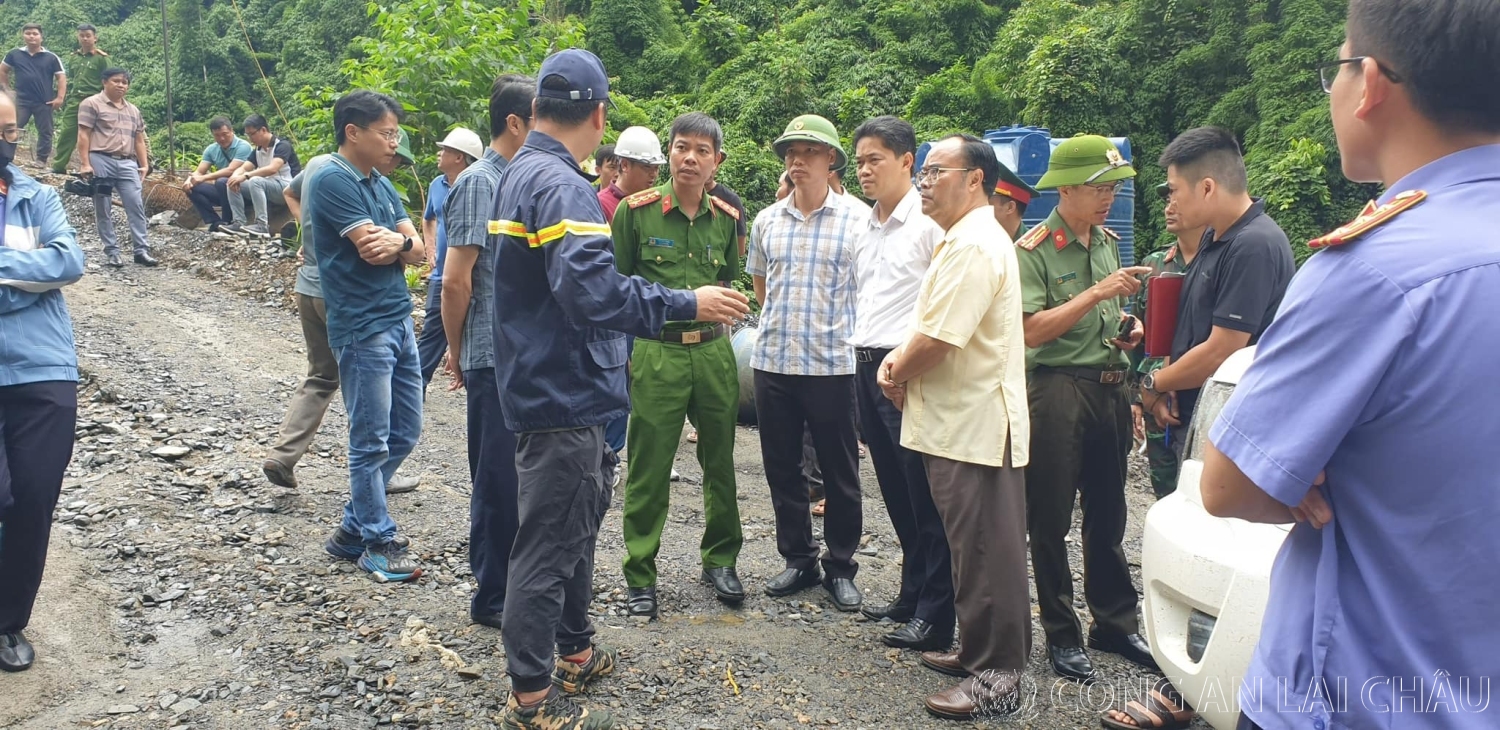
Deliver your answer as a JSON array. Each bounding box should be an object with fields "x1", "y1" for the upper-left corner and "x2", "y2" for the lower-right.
[{"x1": 878, "y1": 134, "x2": 1031, "y2": 720}]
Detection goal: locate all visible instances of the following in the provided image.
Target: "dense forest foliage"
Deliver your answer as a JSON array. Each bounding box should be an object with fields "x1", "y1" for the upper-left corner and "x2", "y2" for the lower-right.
[{"x1": 1, "y1": 0, "x2": 1372, "y2": 261}]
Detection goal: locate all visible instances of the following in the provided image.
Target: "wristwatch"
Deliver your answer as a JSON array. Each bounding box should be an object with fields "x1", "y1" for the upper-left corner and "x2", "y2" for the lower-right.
[
  {"x1": 402, "y1": 236, "x2": 414, "y2": 253},
  {"x1": 1141, "y1": 371, "x2": 1159, "y2": 393}
]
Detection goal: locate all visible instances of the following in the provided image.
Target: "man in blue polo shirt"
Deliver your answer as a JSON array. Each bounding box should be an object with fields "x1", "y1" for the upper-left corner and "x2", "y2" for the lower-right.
[
  {"x1": 1201, "y1": 1, "x2": 1500, "y2": 728},
  {"x1": 307, "y1": 90, "x2": 428, "y2": 584}
]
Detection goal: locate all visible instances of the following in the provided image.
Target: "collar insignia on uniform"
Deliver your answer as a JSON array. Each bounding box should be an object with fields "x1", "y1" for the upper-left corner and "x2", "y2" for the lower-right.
[
  {"x1": 1360, "y1": 200, "x2": 1378, "y2": 217},
  {"x1": 1308, "y1": 190, "x2": 1427, "y2": 249},
  {"x1": 710, "y1": 195, "x2": 741, "y2": 220},
  {"x1": 625, "y1": 188, "x2": 662, "y2": 210},
  {"x1": 1101, "y1": 226, "x2": 1120, "y2": 241},
  {"x1": 1164, "y1": 245, "x2": 1177, "y2": 264},
  {"x1": 1053, "y1": 230, "x2": 1069, "y2": 250},
  {"x1": 1015, "y1": 225, "x2": 1050, "y2": 251}
]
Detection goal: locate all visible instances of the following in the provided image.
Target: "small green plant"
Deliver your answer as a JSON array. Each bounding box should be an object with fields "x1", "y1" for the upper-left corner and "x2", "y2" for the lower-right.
[{"x1": 404, "y1": 263, "x2": 429, "y2": 292}]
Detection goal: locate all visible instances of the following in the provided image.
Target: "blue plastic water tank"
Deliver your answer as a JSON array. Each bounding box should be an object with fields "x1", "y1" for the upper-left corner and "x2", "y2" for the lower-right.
[{"x1": 915, "y1": 126, "x2": 1137, "y2": 267}]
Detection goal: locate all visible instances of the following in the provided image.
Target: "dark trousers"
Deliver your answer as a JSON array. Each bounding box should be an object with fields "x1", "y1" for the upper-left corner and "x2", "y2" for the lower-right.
[
  {"x1": 854, "y1": 351, "x2": 953, "y2": 626},
  {"x1": 267, "y1": 295, "x2": 339, "y2": 468},
  {"x1": 924, "y1": 448, "x2": 1032, "y2": 673},
  {"x1": 502, "y1": 425, "x2": 613, "y2": 693},
  {"x1": 1236, "y1": 715, "x2": 1264, "y2": 730},
  {"x1": 417, "y1": 283, "x2": 447, "y2": 389},
  {"x1": 465, "y1": 367, "x2": 518, "y2": 617},
  {"x1": 0, "y1": 381, "x2": 78, "y2": 633},
  {"x1": 16, "y1": 102, "x2": 53, "y2": 164},
  {"x1": 802, "y1": 426, "x2": 823, "y2": 496},
  {"x1": 188, "y1": 180, "x2": 233, "y2": 227},
  {"x1": 753, "y1": 370, "x2": 861, "y2": 579},
  {"x1": 1026, "y1": 369, "x2": 1138, "y2": 647}
]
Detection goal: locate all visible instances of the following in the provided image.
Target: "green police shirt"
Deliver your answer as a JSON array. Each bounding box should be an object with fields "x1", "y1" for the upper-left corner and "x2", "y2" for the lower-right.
[
  {"x1": 1016, "y1": 208, "x2": 1129, "y2": 369},
  {"x1": 612, "y1": 182, "x2": 740, "y2": 332},
  {"x1": 69, "y1": 49, "x2": 110, "y2": 99}
]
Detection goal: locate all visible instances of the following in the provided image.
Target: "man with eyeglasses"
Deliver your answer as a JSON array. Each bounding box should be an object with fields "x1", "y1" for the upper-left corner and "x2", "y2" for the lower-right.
[
  {"x1": 1014, "y1": 135, "x2": 1153, "y2": 683},
  {"x1": 1200, "y1": 1, "x2": 1500, "y2": 729},
  {"x1": 306, "y1": 90, "x2": 428, "y2": 584}
]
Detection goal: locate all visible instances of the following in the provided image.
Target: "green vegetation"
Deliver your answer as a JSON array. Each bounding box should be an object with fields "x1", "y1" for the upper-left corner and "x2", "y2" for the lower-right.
[{"x1": 4, "y1": 0, "x2": 1371, "y2": 261}]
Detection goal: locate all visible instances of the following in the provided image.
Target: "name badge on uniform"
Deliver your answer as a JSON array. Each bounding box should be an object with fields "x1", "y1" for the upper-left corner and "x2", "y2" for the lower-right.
[
  {"x1": 647, "y1": 237, "x2": 675, "y2": 248},
  {"x1": 1055, "y1": 272, "x2": 1078, "y2": 285}
]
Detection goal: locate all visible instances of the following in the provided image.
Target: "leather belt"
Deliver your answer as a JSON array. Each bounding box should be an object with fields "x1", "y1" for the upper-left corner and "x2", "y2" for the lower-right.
[
  {"x1": 1035, "y1": 364, "x2": 1129, "y2": 385},
  {"x1": 855, "y1": 347, "x2": 892, "y2": 363},
  {"x1": 645, "y1": 323, "x2": 728, "y2": 345},
  {"x1": 106, "y1": 153, "x2": 136, "y2": 161}
]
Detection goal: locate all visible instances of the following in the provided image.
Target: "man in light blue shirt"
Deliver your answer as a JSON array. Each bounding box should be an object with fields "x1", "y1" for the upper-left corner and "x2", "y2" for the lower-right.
[{"x1": 1201, "y1": 2, "x2": 1500, "y2": 728}]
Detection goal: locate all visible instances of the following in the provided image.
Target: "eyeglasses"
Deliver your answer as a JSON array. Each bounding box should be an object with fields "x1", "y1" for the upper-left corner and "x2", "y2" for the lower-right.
[
  {"x1": 1317, "y1": 56, "x2": 1403, "y2": 93},
  {"x1": 0, "y1": 127, "x2": 19, "y2": 143},
  {"x1": 360, "y1": 126, "x2": 402, "y2": 143},
  {"x1": 1083, "y1": 181, "x2": 1123, "y2": 196},
  {"x1": 915, "y1": 166, "x2": 974, "y2": 184}
]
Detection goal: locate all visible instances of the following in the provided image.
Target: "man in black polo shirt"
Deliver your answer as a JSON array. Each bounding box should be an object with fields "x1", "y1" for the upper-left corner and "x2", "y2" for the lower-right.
[
  {"x1": 1138, "y1": 126, "x2": 1294, "y2": 444},
  {"x1": 1, "y1": 24, "x2": 66, "y2": 166}
]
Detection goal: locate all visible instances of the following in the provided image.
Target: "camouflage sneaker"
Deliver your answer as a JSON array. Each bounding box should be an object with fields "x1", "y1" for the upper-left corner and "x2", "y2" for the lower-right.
[
  {"x1": 552, "y1": 644, "x2": 618, "y2": 695},
  {"x1": 502, "y1": 688, "x2": 614, "y2": 730}
]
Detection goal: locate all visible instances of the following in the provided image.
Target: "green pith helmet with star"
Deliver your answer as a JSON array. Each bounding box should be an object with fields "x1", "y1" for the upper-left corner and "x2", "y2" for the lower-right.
[
  {"x1": 394, "y1": 128, "x2": 414, "y2": 166},
  {"x1": 773, "y1": 114, "x2": 847, "y2": 172},
  {"x1": 1035, "y1": 134, "x2": 1136, "y2": 189}
]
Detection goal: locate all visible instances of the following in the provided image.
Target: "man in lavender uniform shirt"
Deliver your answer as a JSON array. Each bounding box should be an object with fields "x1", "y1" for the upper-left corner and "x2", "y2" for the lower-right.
[{"x1": 1200, "y1": 2, "x2": 1500, "y2": 729}]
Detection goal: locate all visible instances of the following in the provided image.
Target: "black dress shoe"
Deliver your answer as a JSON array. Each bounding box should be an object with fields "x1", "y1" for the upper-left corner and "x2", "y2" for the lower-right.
[
  {"x1": 0, "y1": 632, "x2": 35, "y2": 672},
  {"x1": 702, "y1": 567, "x2": 745, "y2": 604},
  {"x1": 626, "y1": 586, "x2": 658, "y2": 618},
  {"x1": 860, "y1": 601, "x2": 916, "y2": 623},
  {"x1": 105, "y1": 252, "x2": 123, "y2": 268},
  {"x1": 883, "y1": 617, "x2": 954, "y2": 651},
  {"x1": 134, "y1": 251, "x2": 159, "y2": 266},
  {"x1": 1088, "y1": 629, "x2": 1159, "y2": 671},
  {"x1": 764, "y1": 567, "x2": 820, "y2": 597},
  {"x1": 822, "y1": 577, "x2": 863, "y2": 612},
  {"x1": 1049, "y1": 645, "x2": 1096, "y2": 682},
  {"x1": 470, "y1": 611, "x2": 504, "y2": 630}
]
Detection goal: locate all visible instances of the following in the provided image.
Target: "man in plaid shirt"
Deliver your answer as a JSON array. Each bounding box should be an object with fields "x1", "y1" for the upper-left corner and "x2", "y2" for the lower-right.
[{"x1": 747, "y1": 114, "x2": 869, "y2": 612}]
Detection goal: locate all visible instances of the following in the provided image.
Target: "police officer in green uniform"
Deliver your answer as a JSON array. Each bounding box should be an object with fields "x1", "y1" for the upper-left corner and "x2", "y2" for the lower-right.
[
  {"x1": 1127, "y1": 182, "x2": 1204, "y2": 499},
  {"x1": 1015, "y1": 135, "x2": 1155, "y2": 682},
  {"x1": 612, "y1": 112, "x2": 744, "y2": 619},
  {"x1": 52, "y1": 24, "x2": 108, "y2": 175},
  {"x1": 988, "y1": 158, "x2": 1038, "y2": 241}
]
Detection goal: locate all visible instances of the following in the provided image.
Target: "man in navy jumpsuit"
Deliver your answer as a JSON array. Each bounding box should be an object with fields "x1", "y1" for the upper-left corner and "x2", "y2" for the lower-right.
[{"x1": 488, "y1": 49, "x2": 749, "y2": 729}]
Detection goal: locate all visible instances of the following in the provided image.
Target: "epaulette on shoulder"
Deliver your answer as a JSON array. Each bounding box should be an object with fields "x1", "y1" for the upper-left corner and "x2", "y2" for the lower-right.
[
  {"x1": 1309, "y1": 190, "x2": 1427, "y2": 249},
  {"x1": 1016, "y1": 225, "x2": 1049, "y2": 251},
  {"x1": 710, "y1": 195, "x2": 740, "y2": 220},
  {"x1": 625, "y1": 189, "x2": 662, "y2": 209},
  {"x1": 1101, "y1": 226, "x2": 1120, "y2": 241}
]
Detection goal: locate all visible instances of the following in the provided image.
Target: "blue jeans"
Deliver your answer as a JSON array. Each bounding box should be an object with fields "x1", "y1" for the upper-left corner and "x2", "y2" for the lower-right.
[{"x1": 333, "y1": 319, "x2": 423, "y2": 544}]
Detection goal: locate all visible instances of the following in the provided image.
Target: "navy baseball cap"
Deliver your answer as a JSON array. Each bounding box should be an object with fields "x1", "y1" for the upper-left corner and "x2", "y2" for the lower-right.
[{"x1": 536, "y1": 48, "x2": 611, "y2": 104}]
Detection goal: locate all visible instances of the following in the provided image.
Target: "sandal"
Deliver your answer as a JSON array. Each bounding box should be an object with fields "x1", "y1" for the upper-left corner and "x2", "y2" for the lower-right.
[
  {"x1": 1100, "y1": 678, "x2": 1195, "y2": 730},
  {"x1": 811, "y1": 499, "x2": 826, "y2": 517}
]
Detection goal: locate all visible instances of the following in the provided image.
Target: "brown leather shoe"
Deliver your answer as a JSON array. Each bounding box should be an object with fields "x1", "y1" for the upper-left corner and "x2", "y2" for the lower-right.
[
  {"x1": 919, "y1": 650, "x2": 968, "y2": 678},
  {"x1": 925, "y1": 673, "x2": 1022, "y2": 720}
]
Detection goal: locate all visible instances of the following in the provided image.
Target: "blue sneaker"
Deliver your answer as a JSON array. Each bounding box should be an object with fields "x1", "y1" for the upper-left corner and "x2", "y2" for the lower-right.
[
  {"x1": 358, "y1": 540, "x2": 422, "y2": 583},
  {"x1": 325, "y1": 527, "x2": 407, "y2": 562}
]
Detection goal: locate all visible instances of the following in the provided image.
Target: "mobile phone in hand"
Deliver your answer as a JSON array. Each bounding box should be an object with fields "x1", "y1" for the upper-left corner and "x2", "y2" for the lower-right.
[{"x1": 1117, "y1": 315, "x2": 1138, "y2": 340}]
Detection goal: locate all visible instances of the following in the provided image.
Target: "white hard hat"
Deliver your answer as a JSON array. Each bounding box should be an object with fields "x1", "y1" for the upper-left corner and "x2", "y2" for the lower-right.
[
  {"x1": 614, "y1": 126, "x2": 666, "y2": 166},
  {"x1": 436, "y1": 127, "x2": 485, "y2": 162}
]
